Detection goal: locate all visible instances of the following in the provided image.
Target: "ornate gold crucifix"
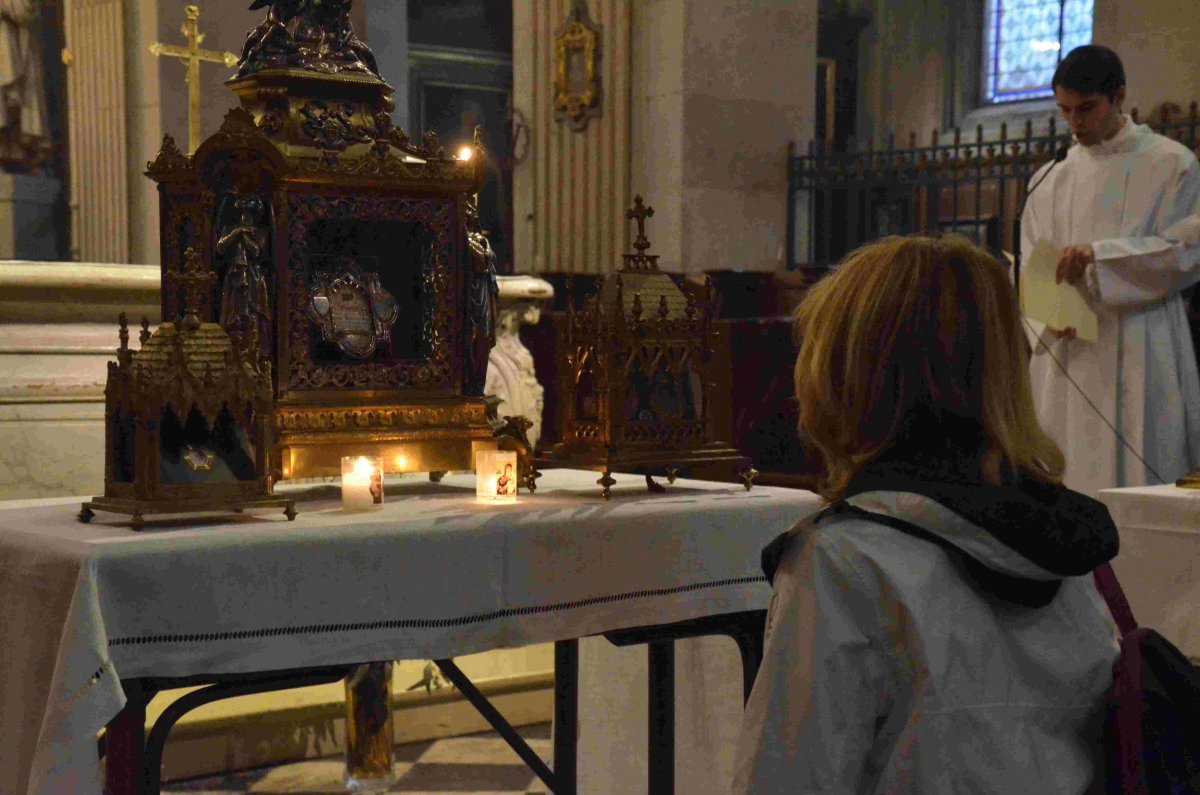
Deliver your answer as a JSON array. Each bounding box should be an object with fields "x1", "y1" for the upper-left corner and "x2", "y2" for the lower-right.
[{"x1": 149, "y1": 5, "x2": 238, "y2": 154}]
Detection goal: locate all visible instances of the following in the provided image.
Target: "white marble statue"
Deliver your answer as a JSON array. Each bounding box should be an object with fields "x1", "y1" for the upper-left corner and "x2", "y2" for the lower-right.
[
  {"x1": 0, "y1": 0, "x2": 46, "y2": 140},
  {"x1": 485, "y1": 275, "x2": 553, "y2": 449}
]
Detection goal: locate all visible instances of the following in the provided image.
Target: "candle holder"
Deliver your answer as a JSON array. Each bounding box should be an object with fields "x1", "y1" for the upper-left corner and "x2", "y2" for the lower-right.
[
  {"x1": 344, "y1": 661, "x2": 395, "y2": 791},
  {"x1": 341, "y1": 456, "x2": 385, "y2": 512},
  {"x1": 476, "y1": 450, "x2": 518, "y2": 504}
]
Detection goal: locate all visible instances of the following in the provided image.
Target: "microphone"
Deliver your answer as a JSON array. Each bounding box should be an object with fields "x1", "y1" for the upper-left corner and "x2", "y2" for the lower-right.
[{"x1": 1013, "y1": 144, "x2": 1069, "y2": 305}]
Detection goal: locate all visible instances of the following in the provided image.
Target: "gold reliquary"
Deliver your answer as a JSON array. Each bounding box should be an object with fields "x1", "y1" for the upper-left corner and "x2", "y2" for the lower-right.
[
  {"x1": 80, "y1": 250, "x2": 295, "y2": 530},
  {"x1": 145, "y1": 0, "x2": 498, "y2": 480},
  {"x1": 536, "y1": 196, "x2": 756, "y2": 499}
]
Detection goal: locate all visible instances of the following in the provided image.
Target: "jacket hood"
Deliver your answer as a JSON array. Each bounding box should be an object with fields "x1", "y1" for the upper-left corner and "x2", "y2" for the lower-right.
[{"x1": 764, "y1": 458, "x2": 1119, "y2": 608}]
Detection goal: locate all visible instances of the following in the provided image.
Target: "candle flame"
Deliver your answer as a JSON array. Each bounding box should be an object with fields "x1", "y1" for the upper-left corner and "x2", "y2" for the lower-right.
[
  {"x1": 352, "y1": 456, "x2": 374, "y2": 478},
  {"x1": 458, "y1": 145, "x2": 473, "y2": 161}
]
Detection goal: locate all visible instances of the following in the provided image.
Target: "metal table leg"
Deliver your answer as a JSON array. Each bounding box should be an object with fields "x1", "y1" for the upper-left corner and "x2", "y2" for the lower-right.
[
  {"x1": 554, "y1": 639, "x2": 578, "y2": 795},
  {"x1": 432, "y1": 642, "x2": 579, "y2": 794},
  {"x1": 102, "y1": 666, "x2": 353, "y2": 795},
  {"x1": 647, "y1": 640, "x2": 675, "y2": 795},
  {"x1": 102, "y1": 680, "x2": 155, "y2": 795},
  {"x1": 434, "y1": 657, "x2": 565, "y2": 793},
  {"x1": 604, "y1": 609, "x2": 770, "y2": 795}
]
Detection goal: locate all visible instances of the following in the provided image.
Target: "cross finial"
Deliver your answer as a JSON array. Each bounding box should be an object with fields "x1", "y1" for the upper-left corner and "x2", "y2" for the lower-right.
[
  {"x1": 626, "y1": 195, "x2": 654, "y2": 256},
  {"x1": 116, "y1": 312, "x2": 135, "y2": 368}
]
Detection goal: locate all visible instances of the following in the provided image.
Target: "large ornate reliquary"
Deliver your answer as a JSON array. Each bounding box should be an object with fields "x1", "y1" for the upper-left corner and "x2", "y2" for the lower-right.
[
  {"x1": 146, "y1": 2, "x2": 498, "y2": 479},
  {"x1": 536, "y1": 196, "x2": 756, "y2": 498}
]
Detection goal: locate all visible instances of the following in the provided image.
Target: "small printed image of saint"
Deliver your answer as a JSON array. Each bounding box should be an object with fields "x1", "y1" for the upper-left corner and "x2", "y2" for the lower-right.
[
  {"x1": 496, "y1": 463, "x2": 514, "y2": 496},
  {"x1": 369, "y1": 470, "x2": 383, "y2": 504}
]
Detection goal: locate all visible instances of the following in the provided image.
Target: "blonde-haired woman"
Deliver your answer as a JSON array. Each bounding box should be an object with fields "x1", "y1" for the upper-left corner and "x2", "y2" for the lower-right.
[{"x1": 732, "y1": 235, "x2": 1119, "y2": 794}]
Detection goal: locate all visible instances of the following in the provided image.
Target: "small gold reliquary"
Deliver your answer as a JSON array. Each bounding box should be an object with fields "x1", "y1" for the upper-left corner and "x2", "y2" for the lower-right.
[
  {"x1": 80, "y1": 250, "x2": 295, "y2": 530},
  {"x1": 536, "y1": 196, "x2": 756, "y2": 499}
]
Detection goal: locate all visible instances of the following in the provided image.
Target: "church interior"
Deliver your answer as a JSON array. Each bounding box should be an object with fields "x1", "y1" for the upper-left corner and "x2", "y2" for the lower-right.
[{"x1": 3, "y1": 0, "x2": 1200, "y2": 794}]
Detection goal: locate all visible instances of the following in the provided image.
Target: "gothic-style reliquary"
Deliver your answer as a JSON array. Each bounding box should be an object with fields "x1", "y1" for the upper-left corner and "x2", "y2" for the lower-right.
[
  {"x1": 145, "y1": 1, "x2": 498, "y2": 479},
  {"x1": 537, "y1": 196, "x2": 756, "y2": 498},
  {"x1": 80, "y1": 250, "x2": 294, "y2": 530}
]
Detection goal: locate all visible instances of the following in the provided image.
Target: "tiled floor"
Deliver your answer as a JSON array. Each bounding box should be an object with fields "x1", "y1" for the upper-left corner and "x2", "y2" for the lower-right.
[{"x1": 162, "y1": 723, "x2": 551, "y2": 794}]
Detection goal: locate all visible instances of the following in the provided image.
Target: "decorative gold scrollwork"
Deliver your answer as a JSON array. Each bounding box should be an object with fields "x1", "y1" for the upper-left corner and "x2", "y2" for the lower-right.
[{"x1": 553, "y1": 0, "x2": 603, "y2": 132}]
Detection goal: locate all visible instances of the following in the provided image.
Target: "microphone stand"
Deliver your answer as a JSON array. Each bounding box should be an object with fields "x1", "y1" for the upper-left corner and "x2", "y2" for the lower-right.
[{"x1": 1013, "y1": 144, "x2": 1069, "y2": 306}]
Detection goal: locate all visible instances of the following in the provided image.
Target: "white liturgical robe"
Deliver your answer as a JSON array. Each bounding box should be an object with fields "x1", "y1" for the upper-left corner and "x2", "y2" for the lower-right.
[{"x1": 1021, "y1": 117, "x2": 1200, "y2": 496}]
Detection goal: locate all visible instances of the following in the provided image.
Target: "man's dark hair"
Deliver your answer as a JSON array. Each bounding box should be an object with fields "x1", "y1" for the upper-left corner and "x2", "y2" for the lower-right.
[{"x1": 1052, "y1": 45, "x2": 1126, "y2": 100}]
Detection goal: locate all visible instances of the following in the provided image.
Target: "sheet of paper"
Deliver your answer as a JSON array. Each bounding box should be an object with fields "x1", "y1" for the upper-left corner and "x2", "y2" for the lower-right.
[{"x1": 1019, "y1": 239, "x2": 1098, "y2": 342}]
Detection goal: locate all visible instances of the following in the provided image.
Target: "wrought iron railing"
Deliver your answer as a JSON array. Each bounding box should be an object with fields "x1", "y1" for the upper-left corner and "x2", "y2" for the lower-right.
[{"x1": 787, "y1": 103, "x2": 1200, "y2": 271}]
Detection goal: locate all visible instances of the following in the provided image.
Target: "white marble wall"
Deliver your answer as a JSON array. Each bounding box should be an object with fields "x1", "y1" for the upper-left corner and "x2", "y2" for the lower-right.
[
  {"x1": 1095, "y1": 0, "x2": 1200, "y2": 115},
  {"x1": 0, "y1": 325, "x2": 116, "y2": 499},
  {"x1": 0, "y1": 261, "x2": 159, "y2": 500}
]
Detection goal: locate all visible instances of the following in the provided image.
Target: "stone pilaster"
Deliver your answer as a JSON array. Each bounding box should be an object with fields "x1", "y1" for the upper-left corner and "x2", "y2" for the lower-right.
[
  {"x1": 64, "y1": 0, "x2": 129, "y2": 263},
  {"x1": 633, "y1": 1, "x2": 817, "y2": 274}
]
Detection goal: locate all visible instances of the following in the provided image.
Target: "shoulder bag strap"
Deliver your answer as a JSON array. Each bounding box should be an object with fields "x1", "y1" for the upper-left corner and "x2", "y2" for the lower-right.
[{"x1": 1092, "y1": 563, "x2": 1138, "y2": 635}]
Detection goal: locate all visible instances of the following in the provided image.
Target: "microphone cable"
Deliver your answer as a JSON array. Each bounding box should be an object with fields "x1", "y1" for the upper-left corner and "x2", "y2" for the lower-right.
[
  {"x1": 1022, "y1": 314, "x2": 1168, "y2": 485},
  {"x1": 1013, "y1": 144, "x2": 1070, "y2": 305}
]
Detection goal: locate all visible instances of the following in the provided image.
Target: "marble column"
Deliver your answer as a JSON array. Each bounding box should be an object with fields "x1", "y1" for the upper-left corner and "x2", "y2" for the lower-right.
[
  {"x1": 64, "y1": 0, "x2": 130, "y2": 263},
  {"x1": 632, "y1": 1, "x2": 816, "y2": 274}
]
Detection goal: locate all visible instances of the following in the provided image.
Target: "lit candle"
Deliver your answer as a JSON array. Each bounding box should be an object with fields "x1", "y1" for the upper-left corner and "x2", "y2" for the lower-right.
[
  {"x1": 342, "y1": 456, "x2": 384, "y2": 512},
  {"x1": 476, "y1": 450, "x2": 518, "y2": 504}
]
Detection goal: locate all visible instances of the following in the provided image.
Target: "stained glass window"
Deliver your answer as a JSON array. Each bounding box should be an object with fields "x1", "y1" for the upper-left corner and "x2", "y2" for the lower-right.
[{"x1": 984, "y1": 0, "x2": 1094, "y2": 103}]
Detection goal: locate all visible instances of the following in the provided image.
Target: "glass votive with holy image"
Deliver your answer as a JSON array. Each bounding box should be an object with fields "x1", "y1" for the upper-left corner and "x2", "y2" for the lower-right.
[
  {"x1": 475, "y1": 450, "x2": 518, "y2": 504},
  {"x1": 341, "y1": 455, "x2": 385, "y2": 512}
]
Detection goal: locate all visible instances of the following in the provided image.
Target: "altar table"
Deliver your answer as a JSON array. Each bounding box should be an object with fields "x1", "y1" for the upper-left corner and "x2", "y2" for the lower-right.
[
  {"x1": 0, "y1": 469, "x2": 821, "y2": 795},
  {"x1": 1097, "y1": 484, "x2": 1200, "y2": 658}
]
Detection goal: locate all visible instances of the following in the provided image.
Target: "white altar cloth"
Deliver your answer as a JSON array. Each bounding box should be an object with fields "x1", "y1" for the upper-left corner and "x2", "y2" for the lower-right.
[
  {"x1": 1097, "y1": 484, "x2": 1200, "y2": 658},
  {"x1": 0, "y1": 469, "x2": 820, "y2": 795}
]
